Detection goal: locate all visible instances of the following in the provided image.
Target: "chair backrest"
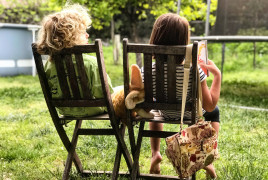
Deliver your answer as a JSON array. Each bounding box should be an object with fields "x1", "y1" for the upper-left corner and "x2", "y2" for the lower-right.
[
  {"x1": 123, "y1": 38, "x2": 199, "y2": 124},
  {"x1": 32, "y1": 39, "x2": 115, "y2": 120}
]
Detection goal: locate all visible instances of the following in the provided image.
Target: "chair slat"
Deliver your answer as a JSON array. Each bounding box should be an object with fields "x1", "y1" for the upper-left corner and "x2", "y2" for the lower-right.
[
  {"x1": 78, "y1": 128, "x2": 115, "y2": 135},
  {"x1": 155, "y1": 55, "x2": 165, "y2": 103},
  {"x1": 94, "y1": 40, "x2": 117, "y2": 122},
  {"x1": 191, "y1": 42, "x2": 198, "y2": 124},
  {"x1": 143, "y1": 54, "x2": 153, "y2": 103},
  {"x1": 167, "y1": 55, "x2": 177, "y2": 103},
  {"x1": 95, "y1": 40, "x2": 113, "y2": 109},
  {"x1": 32, "y1": 45, "x2": 52, "y2": 100},
  {"x1": 51, "y1": 99, "x2": 106, "y2": 107},
  {"x1": 127, "y1": 43, "x2": 186, "y2": 55},
  {"x1": 53, "y1": 54, "x2": 71, "y2": 98},
  {"x1": 123, "y1": 39, "x2": 130, "y2": 96},
  {"x1": 142, "y1": 130, "x2": 178, "y2": 138},
  {"x1": 59, "y1": 113, "x2": 110, "y2": 120},
  {"x1": 64, "y1": 55, "x2": 81, "y2": 99},
  {"x1": 136, "y1": 102, "x2": 192, "y2": 111},
  {"x1": 134, "y1": 118, "x2": 192, "y2": 125},
  {"x1": 55, "y1": 45, "x2": 97, "y2": 54},
  {"x1": 123, "y1": 39, "x2": 136, "y2": 159},
  {"x1": 75, "y1": 54, "x2": 92, "y2": 99}
]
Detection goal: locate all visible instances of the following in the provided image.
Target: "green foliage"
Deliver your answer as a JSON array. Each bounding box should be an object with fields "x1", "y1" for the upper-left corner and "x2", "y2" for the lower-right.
[
  {"x1": 209, "y1": 0, "x2": 218, "y2": 26},
  {"x1": 175, "y1": 0, "x2": 217, "y2": 25},
  {"x1": 238, "y1": 27, "x2": 268, "y2": 36},
  {"x1": 207, "y1": 42, "x2": 268, "y2": 72},
  {"x1": 0, "y1": 0, "x2": 60, "y2": 24},
  {"x1": 51, "y1": 0, "x2": 217, "y2": 38},
  {"x1": 0, "y1": 0, "x2": 219, "y2": 40},
  {"x1": 0, "y1": 0, "x2": 217, "y2": 39},
  {"x1": 54, "y1": 0, "x2": 127, "y2": 30}
]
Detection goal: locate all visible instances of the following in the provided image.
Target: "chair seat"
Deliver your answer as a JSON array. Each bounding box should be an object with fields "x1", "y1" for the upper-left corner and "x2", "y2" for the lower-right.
[
  {"x1": 59, "y1": 113, "x2": 110, "y2": 120},
  {"x1": 59, "y1": 113, "x2": 111, "y2": 125},
  {"x1": 132, "y1": 110, "x2": 192, "y2": 125}
]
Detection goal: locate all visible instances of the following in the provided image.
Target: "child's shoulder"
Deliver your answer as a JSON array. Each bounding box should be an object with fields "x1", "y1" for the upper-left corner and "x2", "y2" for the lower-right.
[
  {"x1": 83, "y1": 54, "x2": 96, "y2": 61},
  {"x1": 44, "y1": 58, "x2": 55, "y2": 72},
  {"x1": 83, "y1": 54, "x2": 97, "y2": 65},
  {"x1": 82, "y1": 54, "x2": 100, "y2": 71}
]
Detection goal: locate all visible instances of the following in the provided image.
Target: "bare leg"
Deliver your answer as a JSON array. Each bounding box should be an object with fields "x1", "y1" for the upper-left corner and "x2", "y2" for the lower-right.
[
  {"x1": 204, "y1": 122, "x2": 220, "y2": 179},
  {"x1": 149, "y1": 122, "x2": 163, "y2": 174},
  {"x1": 211, "y1": 122, "x2": 220, "y2": 137},
  {"x1": 204, "y1": 164, "x2": 217, "y2": 179}
]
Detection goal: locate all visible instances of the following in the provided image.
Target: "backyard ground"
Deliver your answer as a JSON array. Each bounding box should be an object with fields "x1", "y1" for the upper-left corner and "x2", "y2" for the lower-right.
[{"x1": 0, "y1": 43, "x2": 267, "y2": 179}]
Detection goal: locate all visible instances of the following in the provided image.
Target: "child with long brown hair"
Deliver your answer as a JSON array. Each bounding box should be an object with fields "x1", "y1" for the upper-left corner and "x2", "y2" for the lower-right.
[{"x1": 147, "y1": 13, "x2": 221, "y2": 178}]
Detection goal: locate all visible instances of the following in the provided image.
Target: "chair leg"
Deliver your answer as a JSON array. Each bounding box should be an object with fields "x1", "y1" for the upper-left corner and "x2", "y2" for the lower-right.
[
  {"x1": 126, "y1": 117, "x2": 137, "y2": 157},
  {"x1": 52, "y1": 119, "x2": 84, "y2": 174},
  {"x1": 126, "y1": 117, "x2": 142, "y2": 177},
  {"x1": 62, "y1": 120, "x2": 82, "y2": 180},
  {"x1": 112, "y1": 145, "x2": 122, "y2": 180},
  {"x1": 110, "y1": 118, "x2": 133, "y2": 173},
  {"x1": 112, "y1": 124, "x2": 126, "y2": 180},
  {"x1": 72, "y1": 153, "x2": 83, "y2": 174},
  {"x1": 131, "y1": 121, "x2": 145, "y2": 180},
  {"x1": 191, "y1": 172, "x2": 196, "y2": 180}
]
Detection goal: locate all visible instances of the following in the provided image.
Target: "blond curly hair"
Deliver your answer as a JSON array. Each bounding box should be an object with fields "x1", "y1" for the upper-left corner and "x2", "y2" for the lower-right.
[{"x1": 36, "y1": 4, "x2": 91, "y2": 55}]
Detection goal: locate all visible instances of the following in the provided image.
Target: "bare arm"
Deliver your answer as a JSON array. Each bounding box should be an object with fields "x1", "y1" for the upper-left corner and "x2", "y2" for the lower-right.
[{"x1": 200, "y1": 60, "x2": 221, "y2": 112}]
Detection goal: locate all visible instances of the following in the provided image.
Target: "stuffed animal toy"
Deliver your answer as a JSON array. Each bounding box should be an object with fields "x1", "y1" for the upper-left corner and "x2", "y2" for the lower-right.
[{"x1": 112, "y1": 64, "x2": 154, "y2": 124}]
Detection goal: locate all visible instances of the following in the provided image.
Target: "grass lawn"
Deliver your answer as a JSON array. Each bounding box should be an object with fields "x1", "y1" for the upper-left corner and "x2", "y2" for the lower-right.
[{"x1": 0, "y1": 44, "x2": 267, "y2": 179}]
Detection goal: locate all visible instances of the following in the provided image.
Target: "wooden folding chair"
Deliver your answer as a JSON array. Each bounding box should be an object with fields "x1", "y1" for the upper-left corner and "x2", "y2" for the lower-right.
[
  {"x1": 32, "y1": 39, "x2": 132, "y2": 180},
  {"x1": 123, "y1": 38, "x2": 199, "y2": 180}
]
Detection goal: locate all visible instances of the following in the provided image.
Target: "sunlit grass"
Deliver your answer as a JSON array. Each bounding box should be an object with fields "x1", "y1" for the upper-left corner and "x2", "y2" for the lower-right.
[{"x1": 0, "y1": 44, "x2": 267, "y2": 179}]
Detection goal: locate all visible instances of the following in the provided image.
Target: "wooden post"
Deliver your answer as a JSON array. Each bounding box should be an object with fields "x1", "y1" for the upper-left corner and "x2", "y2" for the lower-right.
[
  {"x1": 221, "y1": 42, "x2": 225, "y2": 80},
  {"x1": 253, "y1": 41, "x2": 256, "y2": 69},
  {"x1": 113, "y1": 34, "x2": 121, "y2": 65},
  {"x1": 177, "y1": 0, "x2": 181, "y2": 15},
  {"x1": 111, "y1": 18, "x2": 114, "y2": 43},
  {"x1": 205, "y1": 0, "x2": 211, "y2": 36}
]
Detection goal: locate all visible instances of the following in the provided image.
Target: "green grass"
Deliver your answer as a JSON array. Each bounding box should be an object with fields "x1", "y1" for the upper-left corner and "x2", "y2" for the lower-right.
[{"x1": 0, "y1": 44, "x2": 267, "y2": 179}]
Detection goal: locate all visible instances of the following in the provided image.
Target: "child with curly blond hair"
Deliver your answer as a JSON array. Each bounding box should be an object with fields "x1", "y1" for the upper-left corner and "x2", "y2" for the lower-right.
[{"x1": 36, "y1": 4, "x2": 113, "y2": 117}]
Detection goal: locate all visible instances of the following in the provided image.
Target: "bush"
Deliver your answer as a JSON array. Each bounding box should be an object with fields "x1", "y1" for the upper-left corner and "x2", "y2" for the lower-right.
[
  {"x1": 0, "y1": 0, "x2": 60, "y2": 24},
  {"x1": 208, "y1": 42, "x2": 268, "y2": 72}
]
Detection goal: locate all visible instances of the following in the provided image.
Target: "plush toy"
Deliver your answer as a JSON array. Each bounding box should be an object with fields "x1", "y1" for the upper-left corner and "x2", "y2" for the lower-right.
[{"x1": 112, "y1": 64, "x2": 154, "y2": 124}]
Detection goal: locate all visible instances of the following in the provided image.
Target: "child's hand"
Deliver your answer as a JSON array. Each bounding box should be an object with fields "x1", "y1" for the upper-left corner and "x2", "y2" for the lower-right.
[{"x1": 199, "y1": 60, "x2": 221, "y2": 77}]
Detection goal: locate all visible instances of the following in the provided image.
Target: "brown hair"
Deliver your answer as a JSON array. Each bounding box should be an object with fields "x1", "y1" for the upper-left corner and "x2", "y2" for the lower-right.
[
  {"x1": 36, "y1": 4, "x2": 91, "y2": 55},
  {"x1": 149, "y1": 13, "x2": 190, "y2": 46}
]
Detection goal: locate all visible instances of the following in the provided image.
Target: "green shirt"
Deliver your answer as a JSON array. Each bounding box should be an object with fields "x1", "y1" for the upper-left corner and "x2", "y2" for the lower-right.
[{"x1": 44, "y1": 54, "x2": 114, "y2": 117}]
